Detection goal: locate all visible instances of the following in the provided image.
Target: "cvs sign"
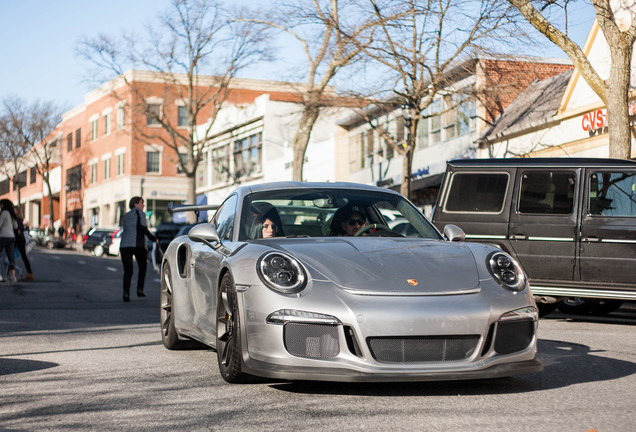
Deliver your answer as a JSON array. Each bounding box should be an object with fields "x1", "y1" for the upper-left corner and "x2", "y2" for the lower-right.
[{"x1": 581, "y1": 109, "x2": 606, "y2": 132}]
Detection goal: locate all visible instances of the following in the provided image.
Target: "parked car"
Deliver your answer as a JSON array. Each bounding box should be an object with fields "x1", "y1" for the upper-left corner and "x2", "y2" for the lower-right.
[
  {"x1": 160, "y1": 181, "x2": 542, "y2": 383},
  {"x1": 28, "y1": 228, "x2": 46, "y2": 246},
  {"x1": 43, "y1": 235, "x2": 66, "y2": 250},
  {"x1": 108, "y1": 228, "x2": 157, "y2": 257},
  {"x1": 83, "y1": 227, "x2": 116, "y2": 257},
  {"x1": 431, "y1": 157, "x2": 636, "y2": 317},
  {"x1": 108, "y1": 229, "x2": 122, "y2": 256}
]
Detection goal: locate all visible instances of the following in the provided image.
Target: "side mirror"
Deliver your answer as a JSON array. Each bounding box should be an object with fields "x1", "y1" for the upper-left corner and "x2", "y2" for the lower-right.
[
  {"x1": 188, "y1": 223, "x2": 221, "y2": 248},
  {"x1": 443, "y1": 224, "x2": 465, "y2": 242}
]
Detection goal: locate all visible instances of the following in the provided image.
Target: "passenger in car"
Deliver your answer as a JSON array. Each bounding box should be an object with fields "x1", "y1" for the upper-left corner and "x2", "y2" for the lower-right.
[
  {"x1": 329, "y1": 204, "x2": 369, "y2": 236},
  {"x1": 254, "y1": 207, "x2": 285, "y2": 239}
]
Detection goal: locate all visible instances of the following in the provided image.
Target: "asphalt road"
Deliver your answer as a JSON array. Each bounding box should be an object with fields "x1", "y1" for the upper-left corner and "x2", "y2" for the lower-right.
[{"x1": 1, "y1": 247, "x2": 635, "y2": 431}]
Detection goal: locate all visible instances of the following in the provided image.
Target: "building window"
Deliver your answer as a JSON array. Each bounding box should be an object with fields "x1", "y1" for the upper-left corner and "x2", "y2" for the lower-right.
[
  {"x1": 0, "y1": 179, "x2": 9, "y2": 195},
  {"x1": 66, "y1": 165, "x2": 82, "y2": 192},
  {"x1": 359, "y1": 131, "x2": 366, "y2": 169},
  {"x1": 30, "y1": 167, "x2": 37, "y2": 184},
  {"x1": 178, "y1": 106, "x2": 190, "y2": 127},
  {"x1": 146, "y1": 104, "x2": 161, "y2": 125},
  {"x1": 233, "y1": 132, "x2": 262, "y2": 178},
  {"x1": 103, "y1": 113, "x2": 111, "y2": 136},
  {"x1": 13, "y1": 171, "x2": 27, "y2": 190},
  {"x1": 75, "y1": 128, "x2": 81, "y2": 148},
  {"x1": 103, "y1": 158, "x2": 111, "y2": 180},
  {"x1": 177, "y1": 153, "x2": 188, "y2": 174},
  {"x1": 457, "y1": 98, "x2": 476, "y2": 136},
  {"x1": 89, "y1": 163, "x2": 98, "y2": 184},
  {"x1": 429, "y1": 99, "x2": 441, "y2": 144},
  {"x1": 116, "y1": 153, "x2": 125, "y2": 176},
  {"x1": 211, "y1": 146, "x2": 230, "y2": 184},
  {"x1": 117, "y1": 105, "x2": 125, "y2": 130},
  {"x1": 197, "y1": 153, "x2": 209, "y2": 188},
  {"x1": 67, "y1": 133, "x2": 73, "y2": 152},
  {"x1": 90, "y1": 119, "x2": 98, "y2": 141},
  {"x1": 146, "y1": 151, "x2": 161, "y2": 173},
  {"x1": 442, "y1": 95, "x2": 457, "y2": 140}
]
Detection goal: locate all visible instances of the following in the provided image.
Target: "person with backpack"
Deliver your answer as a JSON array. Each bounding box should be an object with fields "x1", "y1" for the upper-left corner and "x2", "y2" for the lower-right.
[
  {"x1": 120, "y1": 196, "x2": 158, "y2": 302},
  {"x1": 0, "y1": 199, "x2": 18, "y2": 283}
]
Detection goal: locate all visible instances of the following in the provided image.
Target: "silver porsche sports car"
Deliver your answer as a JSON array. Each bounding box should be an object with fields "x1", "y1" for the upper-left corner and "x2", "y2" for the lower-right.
[{"x1": 160, "y1": 182, "x2": 542, "y2": 383}]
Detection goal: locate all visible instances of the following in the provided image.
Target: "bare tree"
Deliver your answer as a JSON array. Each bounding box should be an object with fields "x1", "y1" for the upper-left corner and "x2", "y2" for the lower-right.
[
  {"x1": 242, "y1": 0, "x2": 381, "y2": 181},
  {"x1": 509, "y1": 0, "x2": 636, "y2": 159},
  {"x1": 341, "y1": 0, "x2": 520, "y2": 199},
  {"x1": 0, "y1": 96, "x2": 61, "y2": 231},
  {"x1": 77, "y1": 0, "x2": 268, "y2": 221}
]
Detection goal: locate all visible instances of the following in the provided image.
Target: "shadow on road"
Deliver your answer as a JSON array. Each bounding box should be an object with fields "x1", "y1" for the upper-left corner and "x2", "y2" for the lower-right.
[
  {"x1": 268, "y1": 338, "x2": 636, "y2": 396},
  {"x1": 0, "y1": 358, "x2": 58, "y2": 376}
]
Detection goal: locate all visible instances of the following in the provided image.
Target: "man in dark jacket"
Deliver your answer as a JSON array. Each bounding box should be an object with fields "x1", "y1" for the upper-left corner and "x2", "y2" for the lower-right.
[{"x1": 120, "y1": 196, "x2": 157, "y2": 302}]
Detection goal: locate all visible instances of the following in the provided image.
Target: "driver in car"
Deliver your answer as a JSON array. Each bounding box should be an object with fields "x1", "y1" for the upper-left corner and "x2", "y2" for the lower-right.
[{"x1": 330, "y1": 204, "x2": 369, "y2": 236}]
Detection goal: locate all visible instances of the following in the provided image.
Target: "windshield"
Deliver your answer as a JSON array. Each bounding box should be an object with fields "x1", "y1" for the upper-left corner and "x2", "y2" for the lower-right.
[{"x1": 238, "y1": 188, "x2": 441, "y2": 241}]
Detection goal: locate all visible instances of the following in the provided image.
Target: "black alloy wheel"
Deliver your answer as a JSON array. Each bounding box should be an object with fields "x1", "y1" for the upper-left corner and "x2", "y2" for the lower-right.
[{"x1": 216, "y1": 273, "x2": 252, "y2": 383}]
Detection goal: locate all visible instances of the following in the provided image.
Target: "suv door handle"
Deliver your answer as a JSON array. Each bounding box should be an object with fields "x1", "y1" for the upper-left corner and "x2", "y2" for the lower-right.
[
  {"x1": 581, "y1": 236, "x2": 600, "y2": 242},
  {"x1": 511, "y1": 234, "x2": 527, "y2": 240}
]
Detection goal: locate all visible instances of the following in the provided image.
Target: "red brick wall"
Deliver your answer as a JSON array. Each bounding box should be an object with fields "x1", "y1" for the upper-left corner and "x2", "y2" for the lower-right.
[{"x1": 480, "y1": 59, "x2": 574, "y2": 123}]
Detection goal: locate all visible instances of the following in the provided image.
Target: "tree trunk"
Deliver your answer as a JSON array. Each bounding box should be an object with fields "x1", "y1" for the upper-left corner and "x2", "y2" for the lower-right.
[
  {"x1": 291, "y1": 106, "x2": 321, "y2": 182},
  {"x1": 44, "y1": 177, "x2": 55, "y2": 232},
  {"x1": 606, "y1": 42, "x2": 633, "y2": 159},
  {"x1": 185, "y1": 173, "x2": 197, "y2": 224},
  {"x1": 399, "y1": 119, "x2": 417, "y2": 200}
]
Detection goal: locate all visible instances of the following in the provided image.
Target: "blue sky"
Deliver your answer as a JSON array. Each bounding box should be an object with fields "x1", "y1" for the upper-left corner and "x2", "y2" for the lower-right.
[{"x1": 0, "y1": 1, "x2": 597, "y2": 112}]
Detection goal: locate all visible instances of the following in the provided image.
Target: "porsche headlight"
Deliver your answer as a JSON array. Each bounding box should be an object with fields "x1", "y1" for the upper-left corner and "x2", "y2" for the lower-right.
[
  {"x1": 257, "y1": 252, "x2": 307, "y2": 294},
  {"x1": 488, "y1": 252, "x2": 526, "y2": 292}
]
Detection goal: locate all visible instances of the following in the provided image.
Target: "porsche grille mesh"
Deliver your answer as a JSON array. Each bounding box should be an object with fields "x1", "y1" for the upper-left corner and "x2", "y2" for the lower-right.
[
  {"x1": 284, "y1": 323, "x2": 340, "y2": 359},
  {"x1": 367, "y1": 336, "x2": 480, "y2": 363}
]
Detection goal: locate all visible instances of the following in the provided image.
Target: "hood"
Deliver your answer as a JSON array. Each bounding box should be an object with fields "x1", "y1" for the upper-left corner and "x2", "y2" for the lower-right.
[{"x1": 265, "y1": 238, "x2": 481, "y2": 295}]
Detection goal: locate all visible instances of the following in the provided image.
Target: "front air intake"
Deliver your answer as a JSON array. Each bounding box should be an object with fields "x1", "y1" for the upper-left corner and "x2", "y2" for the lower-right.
[
  {"x1": 368, "y1": 335, "x2": 479, "y2": 363},
  {"x1": 284, "y1": 323, "x2": 339, "y2": 359}
]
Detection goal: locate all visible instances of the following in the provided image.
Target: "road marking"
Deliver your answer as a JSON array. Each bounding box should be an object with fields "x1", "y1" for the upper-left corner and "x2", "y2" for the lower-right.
[
  {"x1": 77, "y1": 260, "x2": 86, "y2": 264},
  {"x1": 106, "y1": 266, "x2": 118, "y2": 272}
]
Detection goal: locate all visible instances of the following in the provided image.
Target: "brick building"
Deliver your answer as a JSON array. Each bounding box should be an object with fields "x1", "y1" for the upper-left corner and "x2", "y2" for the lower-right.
[{"x1": 1, "y1": 70, "x2": 307, "y2": 237}]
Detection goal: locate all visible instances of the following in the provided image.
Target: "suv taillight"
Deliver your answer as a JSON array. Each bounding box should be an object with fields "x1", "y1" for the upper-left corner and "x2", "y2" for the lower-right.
[{"x1": 83, "y1": 234, "x2": 88, "y2": 244}]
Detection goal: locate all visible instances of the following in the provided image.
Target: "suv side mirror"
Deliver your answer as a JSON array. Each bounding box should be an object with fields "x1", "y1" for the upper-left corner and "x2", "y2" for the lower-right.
[
  {"x1": 188, "y1": 223, "x2": 221, "y2": 249},
  {"x1": 443, "y1": 224, "x2": 465, "y2": 242}
]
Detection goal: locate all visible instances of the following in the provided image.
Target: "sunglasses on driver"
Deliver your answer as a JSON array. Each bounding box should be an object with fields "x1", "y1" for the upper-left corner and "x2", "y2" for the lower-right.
[{"x1": 346, "y1": 218, "x2": 367, "y2": 226}]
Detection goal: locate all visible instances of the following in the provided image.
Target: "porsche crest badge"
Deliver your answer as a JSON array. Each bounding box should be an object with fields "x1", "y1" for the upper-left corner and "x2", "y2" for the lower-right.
[{"x1": 407, "y1": 279, "x2": 418, "y2": 286}]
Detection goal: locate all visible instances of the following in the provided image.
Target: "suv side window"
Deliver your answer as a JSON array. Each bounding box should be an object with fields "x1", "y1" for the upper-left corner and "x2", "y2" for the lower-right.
[
  {"x1": 444, "y1": 172, "x2": 508, "y2": 213},
  {"x1": 213, "y1": 194, "x2": 238, "y2": 240},
  {"x1": 519, "y1": 171, "x2": 576, "y2": 214},
  {"x1": 589, "y1": 171, "x2": 636, "y2": 216}
]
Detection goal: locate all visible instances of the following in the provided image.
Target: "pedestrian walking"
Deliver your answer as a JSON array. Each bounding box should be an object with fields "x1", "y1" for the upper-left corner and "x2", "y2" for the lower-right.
[
  {"x1": 120, "y1": 196, "x2": 158, "y2": 302},
  {"x1": 0, "y1": 199, "x2": 18, "y2": 283},
  {"x1": 14, "y1": 206, "x2": 34, "y2": 281}
]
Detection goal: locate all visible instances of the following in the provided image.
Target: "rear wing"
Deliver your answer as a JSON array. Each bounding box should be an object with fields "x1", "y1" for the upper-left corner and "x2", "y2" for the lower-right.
[{"x1": 167, "y1": 202, "x2": 220, "y2": 220}]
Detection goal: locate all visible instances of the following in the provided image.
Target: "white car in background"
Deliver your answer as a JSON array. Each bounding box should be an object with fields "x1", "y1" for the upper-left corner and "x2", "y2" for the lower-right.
[
  {"x1": 108, "y1": 229, "x2": 122, "y2": 256},
  {"x1": 108, "y1": 228, "x2": 157, "y2": 257}
]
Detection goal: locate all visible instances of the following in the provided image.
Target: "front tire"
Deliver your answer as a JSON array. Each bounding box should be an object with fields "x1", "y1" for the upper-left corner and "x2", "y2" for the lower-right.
[{"x1": 216, "y1": 272, "x2": 252, "y2": 383}]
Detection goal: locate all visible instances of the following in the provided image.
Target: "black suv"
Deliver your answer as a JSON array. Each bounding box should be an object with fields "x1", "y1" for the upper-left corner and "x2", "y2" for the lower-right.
[
  {"x1": 432, "y1": 158, "x2": 636, "y2": 316},
  {"x1": 83, "y1": 227, "x2": 116, "y2": 257},
  {"x1": 155, "y1": 222, "x2": 188, "y2": 252}
]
